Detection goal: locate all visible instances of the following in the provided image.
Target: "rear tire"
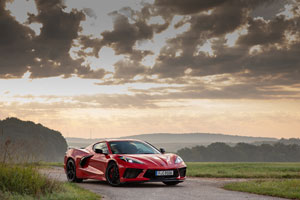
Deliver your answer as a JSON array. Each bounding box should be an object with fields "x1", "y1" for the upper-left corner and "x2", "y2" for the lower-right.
[
  {"x1": 163, "y1": 181, "x2": 181, "y2": 186},
  {"x1": 66, "y1": 159, "x2": 83, "y2": 183},
  {"x1": 105, "y1": 162, "x2": 121, "y2": 186}
]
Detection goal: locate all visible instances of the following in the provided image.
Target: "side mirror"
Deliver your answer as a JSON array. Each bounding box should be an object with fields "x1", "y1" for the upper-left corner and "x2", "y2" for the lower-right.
[
  {"x1": 160, "y1": 148, "x2": 165, "y2": 154},
  {"x1": 95, "y1": 148, "x2": 103, "y2": 154}
]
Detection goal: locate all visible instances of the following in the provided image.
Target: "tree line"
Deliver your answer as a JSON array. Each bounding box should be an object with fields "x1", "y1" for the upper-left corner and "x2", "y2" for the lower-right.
[
  {"x1": 0, "y1": 117, "x2": 67, "y2": 163},
  {"x1": 177, "y1": 142, "x2": 300, "y2": 162}
]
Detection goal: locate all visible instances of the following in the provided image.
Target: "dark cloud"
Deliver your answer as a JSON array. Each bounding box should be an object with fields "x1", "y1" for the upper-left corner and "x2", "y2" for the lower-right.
[
  {"x1": 100, "y1": 12, "x2": 153, "y2": 57},
  {"x1": 149, "y1": 0, "x2": 300, "y2": 94},
  {"x1": 154, "y1": 0, "x2": 227, "y2": 15},
  {"x1": 150, "y1": 0, "x2": 261, "y2": 78},
  {"x1": 0, "y1": 0, "x2": 105, "y2": 79},
  {"x1": 237, "y1": 15, "x2": 290, "y2": 46},
  {"x1": 250, "y1": 0, "x2": 288, "y2": 20},
  {"x1": 28, "y1": 0, "x2": 87, "y2": 78},
  {"x1": 113, "y1": 59, "x2": 147, "y2": 79},
  {"x1": 0, "y1": 0, "x2": 34, "y2": 78}
]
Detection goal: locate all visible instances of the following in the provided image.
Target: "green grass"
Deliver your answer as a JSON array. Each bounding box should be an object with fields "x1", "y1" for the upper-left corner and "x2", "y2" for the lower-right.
[
  {"x1": 186, "y1": 162, "x2": 300, "y2": 178},
  {"x1": 31, "y1": 162, "x2": 64, "y2": 168},
  {"x1": 0, "y1": 164, "x2": 100, "y2": 200},
  {"x1": 1, "y1": 183, "x2": 100, "y2": 200},
  {"x1": 224, "y1": 179, "x2": 300, "y2": 199},
  {"x1": 0, "y1": 164, "x2": 60, "y2": 196}
]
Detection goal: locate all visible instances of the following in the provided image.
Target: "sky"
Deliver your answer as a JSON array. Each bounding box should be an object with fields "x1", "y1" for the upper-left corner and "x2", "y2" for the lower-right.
[{"x1": 0, "y1": 0, "x2": 300, "y2": 139}]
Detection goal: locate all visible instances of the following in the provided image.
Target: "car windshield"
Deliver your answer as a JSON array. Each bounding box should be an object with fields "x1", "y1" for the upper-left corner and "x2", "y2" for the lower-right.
[{"x1": 108, "y1": 141, "x2": 161, "y2": 154}]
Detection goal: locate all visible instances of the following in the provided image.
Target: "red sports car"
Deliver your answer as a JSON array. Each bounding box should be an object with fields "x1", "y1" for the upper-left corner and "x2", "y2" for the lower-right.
[{"x1": 64, "y1": 139, "x2": 186, "y2": 186}]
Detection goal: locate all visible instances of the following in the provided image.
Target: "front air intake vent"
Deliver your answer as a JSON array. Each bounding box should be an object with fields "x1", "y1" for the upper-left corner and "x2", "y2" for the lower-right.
[
  {"x1": 179, "y1": 167, "x2": 186, "y2": 177},
  {"x1": 123, "y1": 168, "x2": 143, "y2": 179}
]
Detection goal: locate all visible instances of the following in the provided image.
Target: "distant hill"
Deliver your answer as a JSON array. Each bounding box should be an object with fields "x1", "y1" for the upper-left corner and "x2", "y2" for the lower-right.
[
  {"x1": 66, "y1": 133, "x2": 278, "y2": 152},
  {"x1": 119, "y1": 133, "x2": 277, "y2": 144},
  {"x1": 0, "y1": 118, "x2": 67, "y2": 162}
]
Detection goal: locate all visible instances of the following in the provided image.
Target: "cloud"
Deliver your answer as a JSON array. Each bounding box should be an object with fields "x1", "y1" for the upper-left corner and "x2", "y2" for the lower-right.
[
  {"x1": 0, "y1": 0, "x2": 35, "y2": 78},
  {"x1": 148, "y1": 0, "x2": 300, "y2": 96},
  {"x1": 1, "y1": 0, "x2": 300, "y2": 101},
  {"x1": 101, "y1": 12, "x2": 153, "y2": 55},
  {"x1": 154, "y1": 0, "x2": 227, "y2": 15},
  {"x1": 0, "y1": 0, "x2": 105, "y2": 79},
  {"x1": 113, "y1": 59, "x2": 147, "y2": 79}
]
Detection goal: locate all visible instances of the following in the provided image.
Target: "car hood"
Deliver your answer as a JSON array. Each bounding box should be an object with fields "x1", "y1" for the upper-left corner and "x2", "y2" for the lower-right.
[{"x1": 118, "y1": 154, "x2": 177, "y2": 167}]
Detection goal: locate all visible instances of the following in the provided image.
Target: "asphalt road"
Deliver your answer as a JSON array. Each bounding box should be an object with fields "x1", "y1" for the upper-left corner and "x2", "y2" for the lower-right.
[{"x1": 42, "y1": 167, "x2": 287, "y2": 200}]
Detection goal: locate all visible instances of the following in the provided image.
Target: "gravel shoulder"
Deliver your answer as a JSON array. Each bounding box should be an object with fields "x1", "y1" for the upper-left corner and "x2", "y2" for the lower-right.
[{"x1": 40, "y1": 167, "x2": 288, "y2": 200}]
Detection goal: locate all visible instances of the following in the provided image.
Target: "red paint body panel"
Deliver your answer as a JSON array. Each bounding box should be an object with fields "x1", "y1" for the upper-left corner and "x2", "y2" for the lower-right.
[{"x1": 64, "y1": 139, "x2": 187, "y2": 183}]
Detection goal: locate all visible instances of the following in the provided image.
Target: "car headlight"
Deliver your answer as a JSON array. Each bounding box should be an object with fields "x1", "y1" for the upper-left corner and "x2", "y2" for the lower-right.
[
  {"x1": 119, "y1": 156, "x2": 144, "y2": 164},
  {"x1": 175, "y1": 156, "x2": 183, "y2": 164}
]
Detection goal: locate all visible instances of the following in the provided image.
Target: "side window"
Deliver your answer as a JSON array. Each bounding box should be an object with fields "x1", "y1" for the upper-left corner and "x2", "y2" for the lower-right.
[{"x1": 93, "y1": 142, "x2": 109, "y2": 154}]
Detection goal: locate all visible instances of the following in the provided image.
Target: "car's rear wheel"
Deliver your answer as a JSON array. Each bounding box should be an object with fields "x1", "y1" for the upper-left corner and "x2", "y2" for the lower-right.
[
  {"x1": 163, "y1": 181, "x2": 181, "y2": 186},
  {"x1": 106, "y1": 162, "x2": 121, "y2": 186},
  {"x1": 66, "y1": 159, "x2": 83, "y2": 183}
]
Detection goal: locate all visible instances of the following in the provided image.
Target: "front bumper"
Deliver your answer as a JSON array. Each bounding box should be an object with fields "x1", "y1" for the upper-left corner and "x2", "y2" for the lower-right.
[{"x1": 119, "y1": 167, "x2": 187, "y2": 183}]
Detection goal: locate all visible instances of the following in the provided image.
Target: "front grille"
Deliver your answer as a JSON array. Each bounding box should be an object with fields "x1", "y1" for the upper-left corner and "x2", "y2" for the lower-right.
[
  {"x1": 123, "y1": 168, "x2": 143, "y2": 179},
  {"x1": 143, "y1": 169, "x2": 179, "y2": 180},
  {"x1": 179, "y1": 167, "x2": 186, "y2": 177}
]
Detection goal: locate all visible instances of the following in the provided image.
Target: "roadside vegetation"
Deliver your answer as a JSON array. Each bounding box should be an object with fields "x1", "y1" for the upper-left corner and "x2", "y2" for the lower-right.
[
  {"x1": 0, "y1": 164, "x2": 100, "y2": 200},
  {"x1": 186, "y1": 162, "x2": 300, "y2": 178},
  {"x1": 32, "y1": 161, "x2": 64, "y2": 168},
  {"x1": 224, "y1": 179, "x2": 300, "y2": 199},
  {"x1": 0, "y1": 163, "x2": 101, "y2": 200}
]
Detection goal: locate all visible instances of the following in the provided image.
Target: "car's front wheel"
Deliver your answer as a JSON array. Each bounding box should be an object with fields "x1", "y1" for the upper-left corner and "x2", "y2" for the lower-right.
[
  {"x1": 163, "y1": 181, "x2": 181, "y2": 186},
  {"x1": 105, "y1": 162, "x2": 121, "y2": 186},
  {"x1": 66, "y1": 159, "x2": 83, "y2": 183}
]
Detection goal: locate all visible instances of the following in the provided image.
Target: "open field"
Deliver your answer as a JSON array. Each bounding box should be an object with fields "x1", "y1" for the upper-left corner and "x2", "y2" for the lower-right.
[
  {"x1": 40, "y1": 161, "x2": 300, "y2": 178},
  {"x1": 224, "y1": 179, "x2": 300, "y2": 199},
  {"x1": 0, "y1": 164, "x2": 100, "y2": 200},
  {"x1": 186, "y1": 162, "x2": 300, "y2": 178}
]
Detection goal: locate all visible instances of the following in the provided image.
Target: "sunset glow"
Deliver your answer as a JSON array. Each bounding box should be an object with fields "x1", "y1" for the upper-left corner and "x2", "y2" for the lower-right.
[{"x1": 0, "y1": 0, "x2": 299, "y2": 138}]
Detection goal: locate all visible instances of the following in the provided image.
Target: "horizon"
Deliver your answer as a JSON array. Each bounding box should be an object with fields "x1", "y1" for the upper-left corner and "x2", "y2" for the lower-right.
[
  {"x1": 1, "y1": 117, "x2": 284, "y2": 140},
  {"x1": 1, "y1": 0, "x2": 300, "y2": 139}
]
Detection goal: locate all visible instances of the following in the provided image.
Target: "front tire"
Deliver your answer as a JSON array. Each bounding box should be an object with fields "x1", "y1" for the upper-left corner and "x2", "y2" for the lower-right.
[
  {"x1": 105, "y1": 162, "x2": 121, "y2": 186},
  {"x1": 66, "y1": 159, "x2": 83, "y2": 183},
  {"x1": 163, "y1": 181, "x2": 181, "y2": 186}
]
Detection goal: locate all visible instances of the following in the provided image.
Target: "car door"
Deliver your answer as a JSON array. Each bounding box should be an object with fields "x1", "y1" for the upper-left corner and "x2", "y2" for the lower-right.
[{"x1": 88, "y1": 142, "x2": 110, "y2": 178}]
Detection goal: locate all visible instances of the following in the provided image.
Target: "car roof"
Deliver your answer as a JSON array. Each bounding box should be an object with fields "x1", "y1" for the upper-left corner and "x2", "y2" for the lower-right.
[
  {"x1": 104, "y1": 138, "x2": 144, "y2": 142},
  {"x1": 93, "y1": 138, "x2": 145, "y2": 143}
]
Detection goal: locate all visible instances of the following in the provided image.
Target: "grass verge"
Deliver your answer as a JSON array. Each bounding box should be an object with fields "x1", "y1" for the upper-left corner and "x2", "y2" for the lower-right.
[
  {"x1": 224, "y1": 179, "x2": 300, "y2": 199},
  {"x1": 1, "y1": 183, "x2": 100, "y2": 200},
  {"x1": 0, "y1": 164, "x2": 100, "y2": 200},
  {"x1": 31, "y1": 162, "x2": 64, "y2": 168},
  {"x1": 186, "y1": 162, "x2": 300, "y2": 178}
]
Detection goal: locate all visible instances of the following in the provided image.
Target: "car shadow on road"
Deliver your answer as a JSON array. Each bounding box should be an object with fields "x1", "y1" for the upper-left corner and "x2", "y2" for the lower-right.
[{"x1": 80, "y1": 180, "x2": 184, "y2": 188}]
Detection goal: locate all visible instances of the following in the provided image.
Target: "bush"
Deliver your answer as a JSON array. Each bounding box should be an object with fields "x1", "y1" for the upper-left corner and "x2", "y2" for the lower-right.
[{"x1": 0, "y1": 164, "x2": 61, "y2": 197}]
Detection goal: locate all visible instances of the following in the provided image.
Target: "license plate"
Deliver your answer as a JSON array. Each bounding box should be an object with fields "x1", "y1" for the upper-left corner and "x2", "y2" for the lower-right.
[{"x1": 155, "y1": 170, "x2": 174, "y2": 176}]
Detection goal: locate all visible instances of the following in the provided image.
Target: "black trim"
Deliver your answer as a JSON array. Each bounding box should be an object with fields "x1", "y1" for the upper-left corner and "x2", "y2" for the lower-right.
[
  {"x1": 79, "y1": 155, "x2": 93, "y2": 168},
  {"x1": 179, "y1": 167, "x2": 186, "y2": 177},
  {"x1": 123, "y1": 168, "x2": 143, "y2": 178}
]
